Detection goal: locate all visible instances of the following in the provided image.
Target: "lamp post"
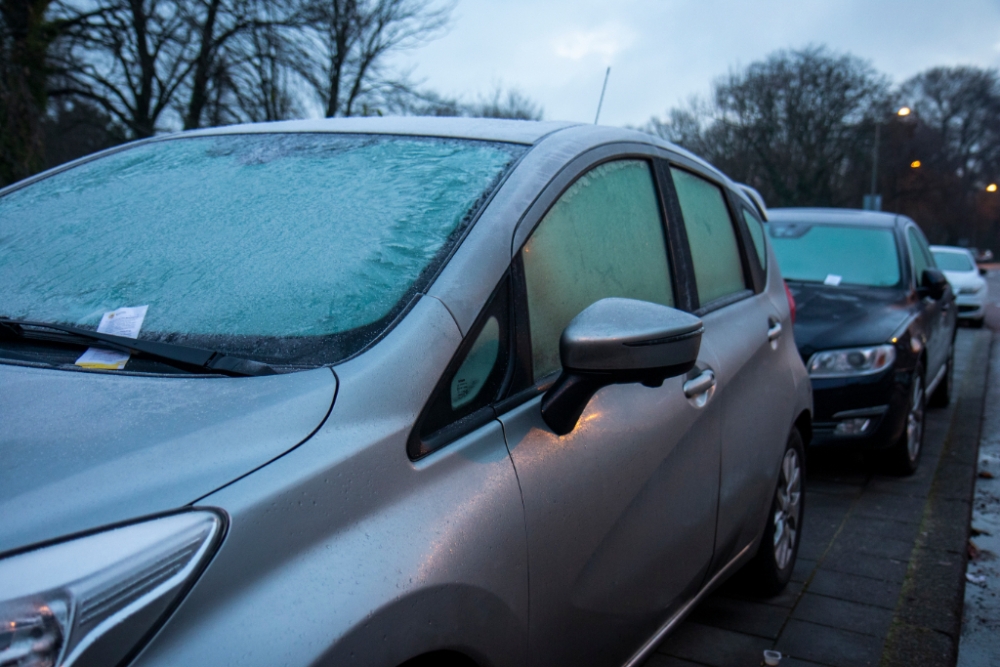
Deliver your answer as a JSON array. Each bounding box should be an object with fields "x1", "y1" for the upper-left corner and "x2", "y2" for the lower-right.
[{"x1": 865, "y1": 107, "x2": 912, "y2": 211}]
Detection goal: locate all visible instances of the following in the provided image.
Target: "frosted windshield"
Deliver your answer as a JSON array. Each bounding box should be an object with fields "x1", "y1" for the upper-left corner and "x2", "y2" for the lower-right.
[
  {"x1": 0, "y1": 134, "x2": 522, "y2": 364},
  {"x1": 769, "y1": 223, "x2": 901, "y2": 287},
  {"x1": 932, "y1": 251, "x2": 974, "y2": 272}
]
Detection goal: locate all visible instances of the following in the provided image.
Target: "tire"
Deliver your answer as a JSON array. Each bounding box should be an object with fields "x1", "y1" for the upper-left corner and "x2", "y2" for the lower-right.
[
  {"x1": 971, "y1": 317, "x2": 985, "y2": 329},
  {"x1": 743, "y1": 427, "x2": 805, "y2": 597},
  {"x1": 886, "y1": 363, "x2": 925, "y2": 476},
  {"x1": 928, "y1": 343, "x2": 954, "y2": 408}
]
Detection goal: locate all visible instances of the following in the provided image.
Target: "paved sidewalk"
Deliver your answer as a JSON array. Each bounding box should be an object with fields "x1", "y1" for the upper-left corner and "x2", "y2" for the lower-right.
[{"x1": 641, "y1": 327, "x2": 992, "y2": 667}]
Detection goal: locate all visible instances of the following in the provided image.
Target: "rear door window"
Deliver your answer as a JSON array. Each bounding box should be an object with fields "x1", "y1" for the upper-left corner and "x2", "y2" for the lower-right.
[
  {"x1": 742, "y1": 208, "x2": 767, "y2": 269},
  {"x1": 670, "y1": 168, "x2": 747, "y2": 307},
  {"x1": 521, "y1": 159, "x2": 674, "y2": 380},
  {"x1": 908, "y1": 227, "x2": 933, "y2": 282}
]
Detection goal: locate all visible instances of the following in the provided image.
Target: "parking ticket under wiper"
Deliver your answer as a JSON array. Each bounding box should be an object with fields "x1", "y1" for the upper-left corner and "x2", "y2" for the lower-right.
[{"x1": 0, "y1": 318, "x2": 276, "y2": 377}]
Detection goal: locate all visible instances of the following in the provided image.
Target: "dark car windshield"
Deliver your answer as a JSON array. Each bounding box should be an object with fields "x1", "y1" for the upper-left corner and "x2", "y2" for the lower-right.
[
  {"x1": 769, "y1": 222, "x2": 902, "y2": 288},
  {"x1": 932, "y1": 250, "x2": 974, "y2": 272},
  {"x1": 0, "y1": 133, "x2": 524, "y2": 366}
]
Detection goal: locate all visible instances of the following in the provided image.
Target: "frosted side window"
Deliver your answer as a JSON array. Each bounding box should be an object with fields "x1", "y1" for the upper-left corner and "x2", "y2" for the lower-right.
[
  {"x1": 451, "y1": 316, "x2": 500, "y2": 409},
  {"x1": 742, "y1": 209, "x2": 767, "y2": 268},
  {"x1": 522, "y1": 160, "x2": 673, "y2": 380},
  {"x1": 908, "y1": 228, "x2": 930, "y2": 279},
  {"x1": 672, "y1": 168, "x2": 746, "y2": 306}
]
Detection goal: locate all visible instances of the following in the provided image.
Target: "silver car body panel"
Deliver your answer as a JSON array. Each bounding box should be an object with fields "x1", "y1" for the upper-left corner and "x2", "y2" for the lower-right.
[
  {"x1": 4, "y1": 119, "x2": 813, "y2": 667},
  {"x1": 131, "y1": 296, "x2": 530, "y2": 667},
  {"x1": 0, "y1": 363, "x2": 336, "y2": 553}
]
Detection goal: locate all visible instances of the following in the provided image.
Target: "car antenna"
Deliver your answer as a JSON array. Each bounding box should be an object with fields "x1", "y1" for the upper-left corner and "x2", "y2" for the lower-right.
[{"x1": 594, "y1": 67, "x2": 611, "y2": 124}]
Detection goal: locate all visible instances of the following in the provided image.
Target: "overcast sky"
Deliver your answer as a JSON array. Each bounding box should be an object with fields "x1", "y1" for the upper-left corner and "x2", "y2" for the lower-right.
[{"x1": 389, "y1": 0, "x2": 1000, "y2": 127}]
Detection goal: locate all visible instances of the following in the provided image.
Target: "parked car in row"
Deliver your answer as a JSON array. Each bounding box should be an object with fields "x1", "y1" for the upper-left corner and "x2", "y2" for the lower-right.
[
  {"x1": 0, "y1": 118, "x2": 812, "y2": 667},
  {"x1": 931, "y1": 245, "x2": 989, "y2": 327},
  {"x1": 768, "y1": 208, "x2": 957, "y2": 475}
]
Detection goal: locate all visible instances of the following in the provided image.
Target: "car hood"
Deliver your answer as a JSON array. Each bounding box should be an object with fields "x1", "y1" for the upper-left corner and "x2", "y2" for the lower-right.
[
  {"x1": 788, "y1": 283, "x2": 912, "y2": 360},
  {"x1": 0, "y1": 363, "x2": 336, "y2": 554},
  {"x1": 943, "y1": 270, "x2": 985, "y2": 290}
]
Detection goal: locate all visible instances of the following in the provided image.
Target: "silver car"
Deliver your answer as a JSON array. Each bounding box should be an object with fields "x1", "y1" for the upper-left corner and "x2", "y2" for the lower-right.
[{"x1": 0, "y1": 118, "x2": 812, "y2": 667}]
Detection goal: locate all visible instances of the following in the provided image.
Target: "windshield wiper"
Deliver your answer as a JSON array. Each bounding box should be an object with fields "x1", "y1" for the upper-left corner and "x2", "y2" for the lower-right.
[{"x1": 0, "y1": 318, "x2": 276, "y2": 377}]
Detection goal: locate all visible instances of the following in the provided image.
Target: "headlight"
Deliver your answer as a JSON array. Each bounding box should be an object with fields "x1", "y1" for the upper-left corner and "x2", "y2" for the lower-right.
[
  {"x1": 807, "y1": 344, "x2": 896, "y2": 378},
  {"x1": 0, "y1": 511, "x2": 221, "y2": 667},
  {"x1": 959, "y1": 284, "x2": 984, "y2": 295}
]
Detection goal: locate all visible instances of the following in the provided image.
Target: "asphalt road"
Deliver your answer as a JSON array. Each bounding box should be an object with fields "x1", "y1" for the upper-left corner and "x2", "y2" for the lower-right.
[{"x1": 640, "y1": 278, "x2": 996, "y2": 667}]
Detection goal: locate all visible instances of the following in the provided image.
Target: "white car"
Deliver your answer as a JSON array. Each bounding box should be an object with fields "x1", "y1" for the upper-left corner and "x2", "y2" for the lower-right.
[{"x1": 930, "y1": 245, "x2": 988, "y2": 327}]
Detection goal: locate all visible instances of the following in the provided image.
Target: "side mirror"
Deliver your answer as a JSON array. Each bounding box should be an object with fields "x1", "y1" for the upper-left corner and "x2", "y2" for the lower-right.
[
  {"x1": 920, "y1": 268, "x2": 948, "y2": 300},
  {"x1": 980, "y1": 267, "x2": 988, "y2": 277},
  {"x1": 540, "y1": 298, "x2": 703, "y2": 436}
]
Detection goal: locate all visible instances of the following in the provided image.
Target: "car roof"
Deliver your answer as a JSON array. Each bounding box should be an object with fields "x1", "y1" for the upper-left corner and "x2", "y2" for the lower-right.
[
  {"x1": 929, "y1": 245, "x2": 973, "y2": 255},
  {"x1": 178, "y1": 116, "x2": 581, "y2": 145},
  {"x1": 768, "y1": 207, "x2": 904, "y2": 229}
]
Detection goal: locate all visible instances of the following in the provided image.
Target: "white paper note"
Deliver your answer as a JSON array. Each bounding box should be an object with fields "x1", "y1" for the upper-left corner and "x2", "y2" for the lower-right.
[
  {"x1": 823, "y1": 274, "x2": 843, "y2": 286},
  {"x1": 75, "y1": 305, "x2": 149, "y2": 369}
]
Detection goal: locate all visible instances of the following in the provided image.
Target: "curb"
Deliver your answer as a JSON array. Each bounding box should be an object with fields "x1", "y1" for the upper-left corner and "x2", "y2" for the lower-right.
[{"x1": 881, "y1": 330, "x2": 993, "y2": 666}]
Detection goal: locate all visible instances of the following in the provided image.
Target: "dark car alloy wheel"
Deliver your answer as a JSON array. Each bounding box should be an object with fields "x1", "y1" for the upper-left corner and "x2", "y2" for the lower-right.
[
  {"x1": 744, "y1": 428, "x2": 805, "y2": 595},
  {"x1": 887, "y1": 363, "x2": 925, "y2": 475}
]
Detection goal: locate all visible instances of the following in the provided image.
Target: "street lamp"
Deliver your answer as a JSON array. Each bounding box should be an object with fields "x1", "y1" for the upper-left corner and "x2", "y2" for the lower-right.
[
  {"x1": 911, "y1": 160, "x2": 922, "y2": 169},
  {"x1": 988, "y1": 183, "x2": 998, "y2": 193},
  {"x1": 866, "y1": 106, "x2": 913, "y2": 211}
]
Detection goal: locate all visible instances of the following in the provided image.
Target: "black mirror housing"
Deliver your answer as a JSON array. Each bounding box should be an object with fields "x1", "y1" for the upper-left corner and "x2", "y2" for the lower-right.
[
  {"x1": 920, "y1": 268, "x2": 948, "y2": 300},
  {"x1": 980, "y1": 267, "x2": 988, "y2": 277},
  {"x1": 541, "y1": 298, "x2": 703, "y2": 436}
]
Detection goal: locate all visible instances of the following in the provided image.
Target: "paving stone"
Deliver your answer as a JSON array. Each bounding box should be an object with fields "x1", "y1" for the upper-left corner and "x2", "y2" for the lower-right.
[
  {"x1": 687, "y1": 594, "x2": 789, "y2": 639},
  {"x1": 655, "y1": 621, "x2": 771, "y2": 667},
  {"x1": 776, "y1": 619, "x2": 883, "y2": 667},
  {"x1": 895, "y1": 548, "x2": 966, "y2": 637},
  {"x1": 826, "y1": 530, "x2": 915, "y2": 561},
  {"x1": 836, "y1": 515, "x2": 921, "y2": 544},
  {"x1": 819, "y1": 550, "x2": 910, "y2": 583},
  {"x1": 881, "y1": 621, "x2": 956, "y2": 667},
  {"x1": 722, "y1": 579, "x2": 805, "y2": 609},
  {"x1": 790, "y1": 592, "x2": 893, "y2": 638},
  {"x1": 640, "y1": 653, "x2": 706, "y2": 667},
  {"x1": 779, "y1": 659, "x2": 836, "y2": 667},
  {"x1": 933, "y1": 461, "x2": 979, "y2": 501},
  {"x1": 853, "y1": 492, "x2": 927, "y2": 524},
  {"x1": 806, "y1": 569, "x2": 902, "y2": 609},
  {"x1": 791, "y1": 557, "x2": 817, "y2": 583}
]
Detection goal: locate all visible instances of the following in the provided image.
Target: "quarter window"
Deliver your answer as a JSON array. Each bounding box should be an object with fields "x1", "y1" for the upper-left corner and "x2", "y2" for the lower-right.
[
  {"x1": 522, "y1": 160, "x2": 674, "y2": 380},
  {"x1": 908, "y1": 227, "x2": 933, "y2": 282},
  {"x1": 742, "y1": 208, "x2": 767, "y2": 269},
  {"x1": 671, "y1": 168, "x2": 746, "y2": 306}
]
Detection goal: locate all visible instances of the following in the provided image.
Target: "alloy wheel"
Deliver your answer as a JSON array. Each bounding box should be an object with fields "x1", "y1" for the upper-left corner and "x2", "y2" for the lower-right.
[{"x1": 772, "y1": 448, "x2": 802, "y2": 570}]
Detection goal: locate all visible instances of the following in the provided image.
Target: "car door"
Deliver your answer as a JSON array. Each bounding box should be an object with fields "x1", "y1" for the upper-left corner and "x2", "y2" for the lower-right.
[
  {"x1": 496, "y1": 157, "x2": 722, "y2": 667},
  {"x1": 665, "y1": 164, "x2": 795, "y2": 566},
  {"x1": 906, "y1": 225, "x2": 950, "y2": 381}
]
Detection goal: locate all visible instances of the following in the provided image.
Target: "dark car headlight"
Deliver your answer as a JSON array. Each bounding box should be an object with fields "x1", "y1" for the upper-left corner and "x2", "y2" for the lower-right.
[
  {"x1": 0, "y1": 511, "x2": 220, "y2": 667},
  {"x1": 807, "y1": 344, "x2": 896, "y2": 378}
]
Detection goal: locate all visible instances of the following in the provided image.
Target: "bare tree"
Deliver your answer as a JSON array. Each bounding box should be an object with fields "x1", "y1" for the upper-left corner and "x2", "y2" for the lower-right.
[
  {"x1": 297, "y1": 0, "x2": 452, "y2": 118},
  {"x1": 646, "y1": 46, "x2": 890, "y2": 208},
  {"x1": 1, "y1": 0, "x2": 58, "y2": 184},
  {"x1": 469, "y1": 84, "x2": 542, "y2": 120},
  {"x1": 51, "y1": 0, "x2": 196, "y2": 137}
]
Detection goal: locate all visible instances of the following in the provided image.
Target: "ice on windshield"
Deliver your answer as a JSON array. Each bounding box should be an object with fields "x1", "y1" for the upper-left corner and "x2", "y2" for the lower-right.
[
  {"x1": 0, "y1": 134, "x2": 521, "y2": 361},
  {"x1": 932, "y1": 250, "x2": 974, "y2": 272},
  {"x1": 769, "y1": 223, "x2": 901, "y2": 287}
]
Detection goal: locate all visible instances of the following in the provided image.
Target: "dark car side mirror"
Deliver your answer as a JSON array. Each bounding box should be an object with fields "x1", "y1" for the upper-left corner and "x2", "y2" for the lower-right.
[
  {"x1": 980, "y1": 267, "x2": 988, "y2": 277},
  {"x1": 540, "y1": 298, "x2": 703, "y2": 436},
  {"x1": 920, "y1": 268, "x2": 949, "y2": 300}
]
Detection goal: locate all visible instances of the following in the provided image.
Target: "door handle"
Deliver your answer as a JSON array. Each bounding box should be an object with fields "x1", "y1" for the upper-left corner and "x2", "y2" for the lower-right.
[
  {"x1": 767, "y1": 318, "x2": 783, "y2": 345},
  {"x1": 683, "y1": 370, "x2": 716, "y2": 399}
]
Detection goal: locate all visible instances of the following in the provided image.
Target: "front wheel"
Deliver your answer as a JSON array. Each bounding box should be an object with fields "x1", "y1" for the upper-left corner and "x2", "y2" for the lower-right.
[
  {"x1": 886, "y1": 365, "x2": 925, "y2": 476},
  {"x1": 743, "y1": 427, "x2": 805, "y2": 596}
]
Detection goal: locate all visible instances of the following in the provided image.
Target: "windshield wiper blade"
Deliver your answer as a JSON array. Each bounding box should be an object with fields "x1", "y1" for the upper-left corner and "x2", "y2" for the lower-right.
[{"x1": 0, "y1": 318, "x2": 276, "y2": 377}]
